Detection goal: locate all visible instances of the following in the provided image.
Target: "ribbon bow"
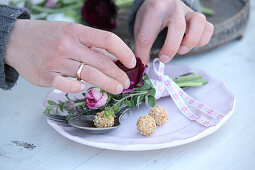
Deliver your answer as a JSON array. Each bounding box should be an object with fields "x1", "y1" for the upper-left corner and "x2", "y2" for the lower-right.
[{"x1": 150, "y1": 58, "x2": 224, "y2": 127}]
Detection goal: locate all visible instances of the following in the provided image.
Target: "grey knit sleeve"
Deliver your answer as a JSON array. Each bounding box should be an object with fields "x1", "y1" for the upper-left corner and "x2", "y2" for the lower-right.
[
  {"x1": 128, "y1": 0, "x2": 200, "y2": 36},
  {"x1": 0, "y1": 4, "x2": 30, "y2": 90}
]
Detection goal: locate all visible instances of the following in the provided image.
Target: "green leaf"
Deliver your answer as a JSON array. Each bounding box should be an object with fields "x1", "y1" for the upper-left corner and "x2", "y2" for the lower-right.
[
  {"x1": 48, "y1": 105, "x2": 54, "y2": 110},
  {"x1": 120, "y1": 100, "x2": 125, "y2": 106},
  {"x1": 56, "y1": 107, "x2": 59, "y2": 115},
  {"x1": 87, "y1": 87, "x2": 96, "y2": 91},
  {"x1": 144, "y1": 80, "x2": 152, "y2": 88},
  {"x1": 105, "y1": 107, "x2": 110, "y2": 111},
  {"x1": 149, "y1": 88, "x2": 156, "y2": 96},
  {"x1": 143, "y1": 74, "x2": 149, "y2": 80},
  {"x1": 113, "y1": 105, "x2": 119, "y2": 112},
  {"x1": 106, "y1": 94, "x2": 111, "y2": 103},
  {"x1": 145, "y1": 95, "x2": 149, "y2": 106},
  {"x1": 58, "y1": 100, "x2": 64, "y2": 106},
  {"x1": 106, "y1": 112, "x2": 110, "y2": 119},
  {"x1": 136, "y1": 80, "x2": 151, "y2": 91},
  {"x1": 130, "y1": 98, "x2": 135, "y2": 108},
  {"x1": 125, "y1": 99, "x2": 132, "y2": 107},
  {"x1": 134, "y1": 96, "x2": 139, "y2": 106},
  {"x1": 148, "y1": 95, "x2": 156, "y2": 107},
  {"x1": 110, "y1": 112, "x2": 115, "y2": 117},
  {"x1": 43, "y1": 109, "x2": 49, "y2": 114},
  {"x1": 65, "y1": 93, "x2": 71, "y2": 100},
  {"x1": 59, "y1": 105, "x2": 64, "y2": 112},
  {"x1": 48, "y1": 100, "x2": 57, "y2": 105},
  {"x1": 138, "y1": 95, "x2": 144, "y2": 103}
]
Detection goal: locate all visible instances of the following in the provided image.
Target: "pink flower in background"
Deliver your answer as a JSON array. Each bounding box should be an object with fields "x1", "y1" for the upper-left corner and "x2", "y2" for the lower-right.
[
  {"x1": 85, "y1": 88, "x2": 108, "y2": 109},
  {"x1": 81, "y1": 0, "x2": 117, "y2": 30},
  {"x1": 45, "y1": 0, "x2": 58, "y2": 8}
]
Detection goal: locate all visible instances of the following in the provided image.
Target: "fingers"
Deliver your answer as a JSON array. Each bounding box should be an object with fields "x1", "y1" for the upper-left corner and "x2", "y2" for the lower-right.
[
  {"x1": 77, "y1": 25, "x2": 136, "y2": 68},
  {"x1": 90, "y1": 47, "x2": 118, "y2": 62},
  {"x1": 159, "y1": 12, "x2": 186, "y2": 63},
  {"x1": 80, "y1": 64, "x2": 123, "y2": 94},
  {"x1": 178, "y1": 12, "x2": 206, "y2": 55},
  {"x1": 72, "y1": 45, "x2": 130, "y2": 90},
  {"x1": 197, "y1": 22, "x2": 214, "y2": 47},
  {"x1": 52, "y1": 75, "x2": 86, "y2": 93},
  {"x1": 134, "y1": 10, "x2": 161, "y2": 64},
  {"x1": 53, "y1": 58, "x2": 126, "y2": 94}
]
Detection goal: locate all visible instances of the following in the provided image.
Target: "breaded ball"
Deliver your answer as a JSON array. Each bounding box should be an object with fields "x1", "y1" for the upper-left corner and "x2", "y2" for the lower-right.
[
  {"x1": 137, "y1": 115, "x2": 156, "y2": 136},
  {"x1": 149, "y1": 106, "x2": 168, "y2": 126},
  {"x1": 94, "y1": 111, "x2": 114, "y2": 128}
]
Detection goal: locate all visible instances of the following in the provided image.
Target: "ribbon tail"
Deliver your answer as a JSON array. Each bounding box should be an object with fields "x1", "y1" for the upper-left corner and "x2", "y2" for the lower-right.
[
  {"x1": 166, "y1": 79, "x2": 215, "y2": 127},
  {"x1": 170, "y1": 80, "x2": 224, "y2": 120}
]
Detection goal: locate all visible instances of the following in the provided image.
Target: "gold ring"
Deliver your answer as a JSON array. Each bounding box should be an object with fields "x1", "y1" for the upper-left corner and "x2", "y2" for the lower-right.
[{"x1": 76, "y1": 63, "x2": 85, "y2": 81}]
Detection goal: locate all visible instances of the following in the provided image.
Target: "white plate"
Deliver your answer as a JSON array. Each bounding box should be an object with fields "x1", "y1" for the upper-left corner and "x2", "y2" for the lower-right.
[{"x1": 44, "y1": 64, "x2": 235, "y2": 151}]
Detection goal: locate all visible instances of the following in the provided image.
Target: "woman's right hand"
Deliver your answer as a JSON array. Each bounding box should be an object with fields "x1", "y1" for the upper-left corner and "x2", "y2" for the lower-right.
[{"x1": 4, "y1": 19, "x2": 136, "y2": 94}]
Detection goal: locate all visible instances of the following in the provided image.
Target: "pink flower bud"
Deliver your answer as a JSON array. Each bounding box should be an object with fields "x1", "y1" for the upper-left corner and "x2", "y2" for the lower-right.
[
  {"x1": 85, "y1": 88, "x2": 108, "y2": 109},
  {"x1": 63, "y1": 101, "x2": 75, "y2": 112}
]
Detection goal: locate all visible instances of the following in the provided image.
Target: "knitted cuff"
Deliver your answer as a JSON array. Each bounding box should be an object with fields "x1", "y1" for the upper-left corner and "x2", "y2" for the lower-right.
[{"x1": 0, "y1": 5, "x2": 30, "y2": 90}]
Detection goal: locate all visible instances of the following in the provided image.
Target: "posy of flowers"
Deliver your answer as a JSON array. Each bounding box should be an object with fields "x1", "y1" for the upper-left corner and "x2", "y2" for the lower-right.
[
  {"x1": 10, "y1": 0, "x2": 134, "y2": 30},
  {"x1": 10, "y1": 0, "x2": 214, "y2": 31},
  {"x1": 44, "y1": 57, "x2": 208, "y2": 120}
]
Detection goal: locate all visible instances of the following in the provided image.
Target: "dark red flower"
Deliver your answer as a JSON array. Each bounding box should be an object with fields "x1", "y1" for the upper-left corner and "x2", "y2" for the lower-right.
[
  {"x1": 115, "y1": 57, "x2": 147, "y2": 93},
  {"x1": 81, "y1": 0, "x2": 117, "y2": 30}
]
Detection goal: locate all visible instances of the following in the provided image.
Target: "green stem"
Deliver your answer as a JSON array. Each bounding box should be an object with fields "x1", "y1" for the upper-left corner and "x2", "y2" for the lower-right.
[
  {"x1": 31, "y1": 2, "x2": 83, "y2": 14},
  {"x1": 201, "y1": 6, "x2": 214, "y2": 16},
  {"x1": 75, "y1": 102, "x2": 86, "y2": 107},
  {"x1": 111, "y1": 91, "x2": 148, "y2": 109},
  {"x1": 172, "y1": 74, "x2": 202, "y2": 83},
  {"x1": 114, "y1": 0, "x2": 134, "y2": 8},
  {"x1": 176, "y1": 79, "x2": 208, "y2": 87}
]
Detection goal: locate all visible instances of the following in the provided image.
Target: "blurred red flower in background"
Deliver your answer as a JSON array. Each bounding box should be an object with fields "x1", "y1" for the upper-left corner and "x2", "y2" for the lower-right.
[{"x1": 81, "y1": 0, "x2": 117, "y2": 30}]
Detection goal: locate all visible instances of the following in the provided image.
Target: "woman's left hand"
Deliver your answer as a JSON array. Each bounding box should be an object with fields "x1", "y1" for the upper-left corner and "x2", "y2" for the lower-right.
[{"x1": 134, "y1": 0, "x2": 214, "y2": 64}]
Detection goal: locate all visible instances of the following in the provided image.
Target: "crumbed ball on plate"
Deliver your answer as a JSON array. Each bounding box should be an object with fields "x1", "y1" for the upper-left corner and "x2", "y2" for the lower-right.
[
  {"x1": 137, "y1": 115, "x2": 156, "y2": 136},
  {"x1": 93, "y1": 111, "x2": 114, "y2": 128},
  {"x1": 149, "y1": 105, "x2": 168, "y2": 126}
]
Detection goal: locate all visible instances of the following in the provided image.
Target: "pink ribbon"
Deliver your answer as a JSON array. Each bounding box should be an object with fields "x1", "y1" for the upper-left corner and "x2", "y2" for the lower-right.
[{"x1": 150, "y1": 58, "x2": 224, "y2": 127}]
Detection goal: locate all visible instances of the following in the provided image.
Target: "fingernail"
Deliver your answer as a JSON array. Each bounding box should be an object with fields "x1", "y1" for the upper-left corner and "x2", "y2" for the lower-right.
[
  {"x1": 124, "y1": 79, "x2": 130, "y2": 89},
  {"x1": 178, "y1": 46, "x2": 189, "y2": 54},
  {"x1": 160, "y1": 55, "x2": 170, "y2": 63},
  {"x1": 116, "y1": 84, "x2": 123, "y2": 94},
  {"x1": 130, "y1": 57, "x2": 137, "y2": 68},
  {"x1": 80, "y1": 83, "x2": 86, "y2": 91}
]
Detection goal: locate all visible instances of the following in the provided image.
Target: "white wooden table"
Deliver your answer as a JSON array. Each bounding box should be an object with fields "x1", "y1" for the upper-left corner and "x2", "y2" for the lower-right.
[{"x1": 1, "y1": 1, "x2": 255, "y2": 170}]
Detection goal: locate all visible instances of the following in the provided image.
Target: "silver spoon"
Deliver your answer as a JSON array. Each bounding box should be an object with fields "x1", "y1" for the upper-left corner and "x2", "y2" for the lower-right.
[
  {"x1": 68, "y1": 106, "x2": 130, "y2": 133},
  {"x1": 46, "y1": 106, "x2": 130, "y2": 133}
]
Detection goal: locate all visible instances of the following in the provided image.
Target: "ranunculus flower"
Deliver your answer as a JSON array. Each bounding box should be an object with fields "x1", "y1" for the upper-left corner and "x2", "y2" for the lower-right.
[
  {"x1": 45, "y1": 0, "x2": 58, "y2": 8},
  {"x1": 85, "y1": 87, "x2": 108, "y2": 109},
  {"x1": 115, "y1": 57, "x2": 147, "y2": 93},
  {"x1": 81, "y1": 0, "x2": 117, "y2": 30}
]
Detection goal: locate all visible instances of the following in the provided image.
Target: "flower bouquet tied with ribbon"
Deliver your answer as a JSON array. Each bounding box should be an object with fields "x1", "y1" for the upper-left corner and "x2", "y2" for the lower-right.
[{"x1": 44, "y1": 57, "x2": 224, "y2": 128}]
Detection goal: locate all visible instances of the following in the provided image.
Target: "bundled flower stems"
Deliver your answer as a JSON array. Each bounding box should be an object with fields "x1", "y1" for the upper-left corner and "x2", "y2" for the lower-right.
[{"x1": 44, "y1": 57, "x2": 208, "y2": 124}]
